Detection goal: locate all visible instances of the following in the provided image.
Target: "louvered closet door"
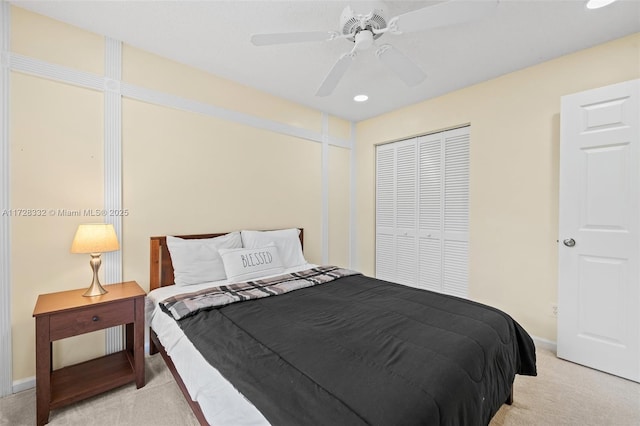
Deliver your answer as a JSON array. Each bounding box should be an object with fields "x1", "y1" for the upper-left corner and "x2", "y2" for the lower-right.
[
  {"x1": 376, "y1": 127, "x2": 469, "y2": 297},
  {"x1": 416, "y1": 127, "x2": 469, "y2": 297},
  {"x1": 375, "y1": 139, "x2": 418, "y2": 285},
  {"x1": 376, "y1": 144, "x2": 396, "y2": 281},
  {"x1": 442, "y1": 127, "x2": 469, "y2": 298},
  {"x1": 418, "y1": 134, "x2": 442, "y2": 292},
  {"x1": 395, "y1": 140, "x2": 418, "y2": 287}
]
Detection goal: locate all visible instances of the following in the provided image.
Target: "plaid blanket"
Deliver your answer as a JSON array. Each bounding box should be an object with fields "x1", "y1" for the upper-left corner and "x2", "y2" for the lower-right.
[{"x1": 160, "y1": 265, "x2": 360, "y2": 320}]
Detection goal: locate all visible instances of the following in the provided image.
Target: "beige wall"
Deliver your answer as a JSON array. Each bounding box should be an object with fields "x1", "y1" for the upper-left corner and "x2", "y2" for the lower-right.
[
  {"x1": 356, "y1": 33, "x2": 640, "y2": 342},
  {"x1": 10, "y1": 6, "x2": 104, "y2": 74},
  {"x1": 121, "y1": 98, "x2": 324, "y2": 289},
  {"x1": 8, "y1": 7, "x2": 350, "y2": 382},
  {"x1": 328, "y1": 146, "x2": 351, "y2": 267},
  {"x1": 10, "y1": 73, "x2": 106, "y2": 377}
]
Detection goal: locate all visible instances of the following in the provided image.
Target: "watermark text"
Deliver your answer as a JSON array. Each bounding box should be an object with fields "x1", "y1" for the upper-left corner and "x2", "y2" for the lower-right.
[{"x1": 1, "y1": 208, "x2": 130, "y2": 217}]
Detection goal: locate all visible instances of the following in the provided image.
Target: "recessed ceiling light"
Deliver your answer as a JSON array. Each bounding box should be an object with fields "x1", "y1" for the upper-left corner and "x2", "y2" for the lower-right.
[
  {"x1": 354, "y1": 94, "x2": 369, "y2": 102},
  {"x1": 586, "y1": 0, "x2": 618, "y2": 9}
]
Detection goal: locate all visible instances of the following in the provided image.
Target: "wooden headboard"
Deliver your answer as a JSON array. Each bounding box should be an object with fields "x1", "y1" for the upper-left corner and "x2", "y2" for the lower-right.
[{"x1": 149, "y1": 229, "x2": 304, "y2": 291}]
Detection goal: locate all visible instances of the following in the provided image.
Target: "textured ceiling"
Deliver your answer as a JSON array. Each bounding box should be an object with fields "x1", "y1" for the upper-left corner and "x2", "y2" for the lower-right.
[{"x1": 11, "y1": 0, "x2": 640, "y2": 122}]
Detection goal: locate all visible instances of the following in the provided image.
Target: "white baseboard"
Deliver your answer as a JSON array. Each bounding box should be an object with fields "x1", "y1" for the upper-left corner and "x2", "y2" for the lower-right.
[
  {"x1": 12, "y1": 376, "x2": 35, "y2": 394},
  {"x1": 531, "y1": 335, "x2": 557, "y2": 353}
]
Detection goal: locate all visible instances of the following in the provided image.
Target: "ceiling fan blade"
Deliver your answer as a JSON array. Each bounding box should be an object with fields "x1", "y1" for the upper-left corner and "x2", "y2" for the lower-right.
[
  {"x1": 251, "y1": 31, "x2": 336, "y2": 46},
  {"x1": 376, "y1": 44, "x2": 426, "y2": 87},
  {"x1": 390, "y1": 0, "x2": 498, "y2": 34},
  {"x1": 315, "y1": 53, "x2": 354, "y2": 97}
]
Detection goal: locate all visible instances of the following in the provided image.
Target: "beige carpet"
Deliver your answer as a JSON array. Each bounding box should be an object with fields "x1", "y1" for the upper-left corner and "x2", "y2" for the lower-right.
[
  {"x1": 1, "y1": 348, "x2": 638, "y2": 425},
  {"x1": 491, "y1": 348, "x2": 639, "y2": 426},
  {"x1": 0, "y1": 354, "x2": 200, "y2": 426}
]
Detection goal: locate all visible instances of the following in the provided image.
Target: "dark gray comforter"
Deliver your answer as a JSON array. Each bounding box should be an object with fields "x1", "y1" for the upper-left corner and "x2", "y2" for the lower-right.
[{"x1": 175, "y1": 272, "x2": 537, "y2": 426}]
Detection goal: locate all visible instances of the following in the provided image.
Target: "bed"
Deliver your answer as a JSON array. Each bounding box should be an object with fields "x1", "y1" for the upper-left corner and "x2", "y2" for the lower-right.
[{"x1": 147, "y1": 229, "x2": 537, "y2": 426}]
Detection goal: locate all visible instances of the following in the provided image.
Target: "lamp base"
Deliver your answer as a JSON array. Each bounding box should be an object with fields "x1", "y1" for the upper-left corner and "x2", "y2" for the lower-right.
[
  {"x1": 83, "y1": 280, "x2": 108, "y2": 297},
  {"x1": 83, "y1": 253, "x2": 108, "y2": 297}
]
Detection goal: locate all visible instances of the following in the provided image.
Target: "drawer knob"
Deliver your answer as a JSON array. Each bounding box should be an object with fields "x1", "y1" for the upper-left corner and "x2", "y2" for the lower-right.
[{"x1": 92, "y1": 316, "x2": 99, "y2": 322}]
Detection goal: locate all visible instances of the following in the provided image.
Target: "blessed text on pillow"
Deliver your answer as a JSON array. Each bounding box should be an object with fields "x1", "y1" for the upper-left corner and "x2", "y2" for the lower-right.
[{"x1": 219, "y1": 245, "x2": 285, "y2": 282}]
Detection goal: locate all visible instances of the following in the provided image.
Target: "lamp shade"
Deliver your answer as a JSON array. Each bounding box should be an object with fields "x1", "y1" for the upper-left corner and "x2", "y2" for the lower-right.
[{"x1": 70, "y1": 223, "x2": 120, "y2": 254}]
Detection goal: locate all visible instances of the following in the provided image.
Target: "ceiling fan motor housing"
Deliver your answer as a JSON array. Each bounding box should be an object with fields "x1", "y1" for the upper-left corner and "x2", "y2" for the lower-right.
[{"x1": 340, "y1": 2, "x2": 388, "y2": 42}]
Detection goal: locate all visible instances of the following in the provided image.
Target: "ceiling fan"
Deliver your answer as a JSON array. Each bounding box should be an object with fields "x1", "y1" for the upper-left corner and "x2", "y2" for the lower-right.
[
  {"x1": 251, "y1": 0, "x2": 498, "y2": 96},
  {"x1": 251, "y1": 0, "x2": 499, "y2": 97}
]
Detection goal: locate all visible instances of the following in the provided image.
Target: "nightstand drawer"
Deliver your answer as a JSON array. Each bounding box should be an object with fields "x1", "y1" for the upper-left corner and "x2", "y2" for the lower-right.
[{"x1": 50, "y1": 300, "x2": 134, "y2": 340}]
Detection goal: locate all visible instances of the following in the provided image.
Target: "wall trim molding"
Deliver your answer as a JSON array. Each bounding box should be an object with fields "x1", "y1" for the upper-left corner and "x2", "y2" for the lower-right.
[
  {"x1": 12, "y1": 375, "x2": 34, "y2": 394},
  {"x1": 120, "y1": 82, "x2": 350, "y2": 148},
  {"x1": 321, "y1": 113, "x2": 329, "y2": 264},
  {"x1": 532, "y1": 335, "x2": 557, "y2": 353},
  {"x1": 0, "y1": 0, "x2": 12, "y2": 398},
  {"x1": 7, "y1": 52, "x2": 351, "y2": 149},
  {"x1": 349, "y1": 122, "x2": 357, "y2": 270},
  {"x1": 10, "y1": 53, "x2": 103, "y2": 91},
  {"x1": 103, "y1": 37, "x2": 124, "y2": 354}
]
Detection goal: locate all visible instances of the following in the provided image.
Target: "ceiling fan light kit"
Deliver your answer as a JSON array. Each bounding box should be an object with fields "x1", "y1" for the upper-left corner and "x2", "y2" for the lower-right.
[
  {"x1": 354, "y1": 30, "x2": 374, "y2": 51},
  {"x1": 250, "y1": 0, "x2": 499, "y2": 97}
]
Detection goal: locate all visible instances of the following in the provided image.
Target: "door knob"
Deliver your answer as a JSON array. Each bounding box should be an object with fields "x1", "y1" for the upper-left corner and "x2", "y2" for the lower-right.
[{"x1": 563, "y1": 238, "x2": 576, "y2": 247}]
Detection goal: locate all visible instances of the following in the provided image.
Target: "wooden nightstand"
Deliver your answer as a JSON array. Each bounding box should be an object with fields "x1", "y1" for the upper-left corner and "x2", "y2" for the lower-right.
[{"x1": 32, "y1": 281, "x2": 146, "y2": 426}]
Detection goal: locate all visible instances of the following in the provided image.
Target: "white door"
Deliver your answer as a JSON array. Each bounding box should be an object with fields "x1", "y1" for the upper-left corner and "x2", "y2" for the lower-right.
[{"x1": 558, "y1": 79, "x2": 639, "y2": 382}]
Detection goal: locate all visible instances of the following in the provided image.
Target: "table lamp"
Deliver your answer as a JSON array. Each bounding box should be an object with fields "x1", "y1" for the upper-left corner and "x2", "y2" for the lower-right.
[{"x1": 71, "y1": 223, "x2": 120, "y2": 296}]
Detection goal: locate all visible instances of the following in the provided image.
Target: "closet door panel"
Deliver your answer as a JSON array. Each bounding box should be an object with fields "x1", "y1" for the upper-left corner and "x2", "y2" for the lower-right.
[
  {"x1": 418, "y1": 134, "x2": 442, "y2": 236},
  {"x1": 417, "y1": 134, "x2": 442, "y2": 290},
  {"x1": 395, "y1": 139, "x2": 417, "y2": 236},
  {"x1": 376, "y1": 145, "x2": 395, "y2": 231},
  {"x1": 443, "y1": 127, "x2": 469, "y2": 297},
  {"x1": 418, "y1": 237, "x2": 440, "y2": 291},
  {"x1": 444, "y1": 128, "x2": 470, "y2": 240},
  {"x1": 376, "y1": 144, "x2": 396, "y2": 280},
  {"x1": 443, "y1": 240, "x2": 469, "y2": 298},
  {"x1": 376, "y1": 233, "x2": 395, "y2": 282},
  {"x1": 395, "y1": 140, "x2": 417, "y2": 285},
  {"x1": 396, "y1": 235, "x2": 417, "y2": 287}
]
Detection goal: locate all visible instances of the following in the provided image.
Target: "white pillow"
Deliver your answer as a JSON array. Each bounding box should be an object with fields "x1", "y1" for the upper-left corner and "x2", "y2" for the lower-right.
[
  {"x1": 241, "y1": 228, "x2": 306, "y2": 268},
  {"x1": 219, "y1": 245, "x2": 285, "y2": 282},
  {"x1": 167, "y1": 232, "x2": 242, "y2": 286}
]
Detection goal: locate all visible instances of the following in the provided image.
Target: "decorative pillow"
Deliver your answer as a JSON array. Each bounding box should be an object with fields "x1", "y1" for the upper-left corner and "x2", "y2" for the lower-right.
[
  {"x1": 166, "y1": 232, "x2": 242, "y2": 286},
  {"x1": 241, "y1": 228, "x2": 306, "y2": 268},
  {"x1": 219, "y1": 245, "x2": 285, "y2": 282}
]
